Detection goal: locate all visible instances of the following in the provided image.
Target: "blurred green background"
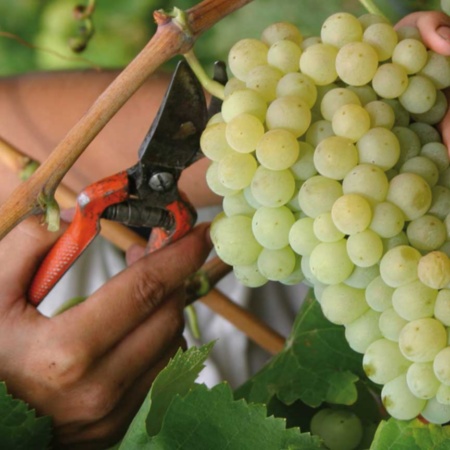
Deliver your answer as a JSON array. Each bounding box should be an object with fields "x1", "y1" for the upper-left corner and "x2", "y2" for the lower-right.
[{"x1": 0, "y1": 0, "x2": 442, "y2": 76}]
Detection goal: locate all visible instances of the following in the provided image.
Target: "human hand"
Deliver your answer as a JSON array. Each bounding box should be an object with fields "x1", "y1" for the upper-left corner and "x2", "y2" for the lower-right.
[{"x1": 0, "y1": 215, "x2": 212, "y2": 449}]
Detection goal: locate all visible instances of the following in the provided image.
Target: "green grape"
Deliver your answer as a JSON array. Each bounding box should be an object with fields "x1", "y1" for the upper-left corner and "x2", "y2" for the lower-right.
[
  {"x1": 358, "y1": 13, "x2": 390, "y2": 29},
  {"x1": 363, "y1": 338, "x2": 411, "y2": 384},
  {"x1": 290, "y1": 141, "x2": 317, "y2": 180},
  {"x1": 301, "y1": 36, "x2": 322, "y2": 50},
  {"x1": 420, "y1": 142, "x2": 449, "y2": 172},
  {"x1": 243, "y1": 185, "x2": 262, "y2": 209},
  {"x1": 379, "y1": 245, "x2": 421, "y2": 288},
  {"x1": 436, "y1": 383, "x2": 450, "y2": 405},
  {"x1": 439, "y1": 168, "x2": 450, "y2": 189},
  {"x1": 314, "y1": 136, "x2": 358, "y2": 180},
  {"x1": 434, "y1": 346, "x2": 450, "y2": 385},
  {"x1": 384, "y1": 98, "x2": 411, "y2": 127},
  {"x1": 313, "y1": 212, "x2": 345, "y2": 243},
  {"x1": 410, "y1": 122, "x2": 442, "y2": 146},
  {"x1": 210, "y1": 214, "x2": 262, "y2": 266},
  {"x1": 356, "y1": 127, "x2": 400, "y2": 170},
  {"x1": 221, "y1": 88, "x2": 267, "y2": 123},
  {"x1": 365, "y1": 275, "x2": 394, "y2": 312},
  {"x1": 298, "y1": 175, "x2": 343, "y2": 218},
  {"x1": 299, "y1": 43, "x2": 339, "y2": 86},
  {"x1": 289, "y1": 217, "x2": 321, "y2": 256},
  {"x1": 442, "y1": 0, "x2": 450, "y2": 15},
  {"x1": 400, "y1": 156, "x2": 439, "y2": 187},
  {"x1": 200, "y1": 122, "x2": 235, "y2": 161},
  {"x1": 407, "y1": 362, "x2": 441, "y2": 399},
  {"x1": 386, "y1": 173, "x2": 432, "y2": 220},
  {"x1": 420, "y1": 50, "x2": 450, "y2": 90},
  {"x1": 260, "y1": 21, "x2": 303, "y2": 46},
  {"x1": 392, "y1": 126, "x2": 422, "y2": 167},
  {"x1": 267, "y1": 39, "x2": 303, "y2": 74},
  {"x1": 222, "y1": 191, "x2": 255, "y2": 217},
  {"x1": 421, "y1": 397, "x2": 450, "y2": 424},
  {"x1": 372, "y1": 62, "x2": 409, "y2": 99},
  {"x1": 310, "y1": 408, "x2": 363, "y2": 450},
  {"x1": 206, "y1": 162, "x2": 239, "y2": 197},
  {"x1": 362, "y1": 22, "x2": 398, "y2": 61},
  {"x1": 320, "y1": 12, "x2": 363, "y2": 48},
  {"x1": 331, "y1": 194, "x2": 372, "y2": 235},
  {"x1": 399, "y1": 75, "x2": 437, "y2": 114},
  {"x1": 279, "y1": 256, "x2": 305, "y2": 285},
  {"x1": 227, "y1": 38, "x2": 268, "y2": 81},
  {"x1": 218, "y1": 152, "x2": 257, "y2": 190},
  {"x1": 301, "y1": 255, "x2": 321, "y2": 287},
  {"x1": 347, "y1": 84, "x2": 378, "y2": 105},
  {"x1": 345, "y1": 309, "x2": 382, "y2": 354},
  {"x1": 392, "y1": 280, "x2": 438, "y2": 321},
  {"x1": 331, "y1": 103, "x2": 371, "y2": 142},
  {"x1": 381, "y1": 374, "x2": 426, "y2": 420},
  {"x1": 225, "y1": 113, "x2": 264, "y2": 154},
  {"x1": 382, "y1": 231, "x2": 410, "y2": 253},
  {"x1": 369, "y1": 201, "x2": 405, "y2": 238},
  {"x1": 346, "y1": 229, "x2": 384, "y2": 267},
  {"x1": 320, "y1": 87, "x2": 361, "y2": 121},
  {"x1": 399, "y1": 318, "x2": 447, "y2": 362},
  {"x1": 207, "y1": 112, "x2": 224, "y2": 126},
  {"x1": 223, "y1": 77, "x2": 246, "y2": 97},
  {"x1": 364, "y1": 100, "x2": 395, "y2": 129},
  {"x1": 379, "y1": 307, "x2": 408, "y2": 342},
  {"x1": 233, "y1": 262, "x2": 268, "y2": 288},
  {"x1": 434, "y1": 289, "x2": 450, "y2": 326},
  {"x1": 335, "y1": 41, "x2": 379, "y2": 86},
  {"x1": 392, "y1": 38, "x2": 428, "y2": 74},
  {"x1": 256, "y1": 129, "x2": 299, "y2": 170},
  {"x1": 276, "y1": 72, "x2": 317, "y2": 108},
  {"x1": 396, "y1": 25, "x2": 422, "y2": 42},
  {"x1": 265, "y1": 95, "x2": 311, "y2": 138},
  {"x1": 406, "y1": 215, "x2": 447, "y2": 251},
  {"x1": 411, "y1": 90, "x2": 449, "y2": 125},
  {"x1": 250, "y1": 166, "x2": 296, "y2": 207},
  {"x1": 305, "y1": 119, "x2": 334, "y2": 147},
  {"x1": 257, "y1": 246, "x2": 296, "y2": 281},
  {"x1": 252, "y1": 205, "x2": 295, "y2": 250},
  {"x1": 344, "y1": 264, "x2": 379, "y2": 289},
  {"x1": 245, "y1": 64, "x2": 284, "y2": 103},
  {"x1": 320, "y1": 283, "x2": 368, "y2": 325}
]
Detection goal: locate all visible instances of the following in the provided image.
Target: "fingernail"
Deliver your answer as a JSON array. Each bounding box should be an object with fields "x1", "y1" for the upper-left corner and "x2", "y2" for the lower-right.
[{"x1": 437, "y1": 25, "x2": 450, "y2": 41}]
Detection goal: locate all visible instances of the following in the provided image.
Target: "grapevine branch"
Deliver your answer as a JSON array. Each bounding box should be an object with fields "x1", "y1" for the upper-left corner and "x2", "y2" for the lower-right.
[{"x1": 0, "y1": 0, "x2": 253, "y2": 239}]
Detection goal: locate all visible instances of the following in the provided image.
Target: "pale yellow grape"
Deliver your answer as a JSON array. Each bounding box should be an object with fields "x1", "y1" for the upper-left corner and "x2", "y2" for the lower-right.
[
  {"x1": 387, "y1": 172, "x2": 432, "y2": 220},
  {"x1": 421, "y1": 397, "x2": 450, "y2": 424},
  {"x1": 420, "y1": 142, "x2": 449, "y2": 172},
  {"x1": 331, "y1": 194, "x2": 372, "y2": 235},
  {"x1": 243, "y1": 185, "x2": 262, "y2": 209},
  {"x1": 200, "y1": 122, "x2": 235, "y2": 161},
  {"x1": 400, "y1": 156, "x2": 439, "y2": 187},
  {"x1": 436, "y1": 384, "x2": 450, "y2": 405},
  {"x1": 218, "y1": 152, "x2": 257, "y2": 190},
  {"x1": 313, "y1": 211, "x2": 345, "y2": 242},
  {"x1": 223, "y1": 77, "x2": 246, "y2": 96},
  {"x1": 305, "y1": 120, "x2": 334, "y2": 147},
  {"x1": 434, "y1": 347, "x2": 450, "y2": 385},
  {"x1": 344, "y1": 264, "x2": 379, "y2": 289},
  {"x1": 358, "y1": 13, "x2": 390, "y2": 30},
  {"x1": 290, "y1": 142, "x2": 317, "y2": 180},
  {"x1": 365, "y1": 275, "x2": 394, "y2": 312},
  {"x1": 418, "y1": 251, "x2": 450, "y2": 290},
  {"x1": 411, "y1": 90, "x2": 449, "y2": 125},
  {"x1": 266, "y1": 95, "x2": 311, "y2": 138},
  {"x1": 420, "y1": 50, "x2": 450, "y2": 89},
  {"x1": 309, "y1": 240, "x2": 355, "y2": 285},
  {"x1": 399, "y1": 75, "x2": 437, "y2": 114},
  {"x1": 407, "y1": 215, "x2": 447, "y2": 251},
  {"x1": 298, "y1": 175, "x2": 343, "y2": 218},
  {"x1": 206, "y1": 162, "x2": 239, "y2": 196},
  {"x1": 363, "y1": 22, "x2": 398, "y2": 61},
  {"x1": 393, "y1": 126, "x2": 422, "y2": 167},
  {"x1": 276, "y1": 73, "x2": 317, "y2": 108},
  {"x1": 435, "y1": 290, "x2": 450, "y2": 326},
  {"x1": 335, "y1": 41, "x2": 379, "y2": 86},
  {"x1": 210, "y1": 214, "x2": 262, "y2": 265},
  {"x1": 267, "y1": 40, "x2": 303, "y2": 74},
  {"x1": 299, "y1": 43, "x2": 339, "y2": 86},
  {"x1": 369, "y1": 201, "x2": 405, "y2": 238},
  {"x1": 379, "y1": 307, "x2": 408, "y2": 342},
  {"x1": 382, "y1": 231, "x2": 409, "y2": 253},
  {"x1": 319, "y1": 283, "x2": 368, "y2": 325},
  {"x1": 225, "y1": 113, "x2": 264, "y2": 154},
  {"x1": 429, "y1": 186, "x2": 450, "y2": 220},
  {"x1": 396, "y1": 25, "x2": 422, "y2": 42},
  {"x1": 250, "y1": 166, "x2": 295, "y2": 207},
  {"x1": 384, "y1": 98, "x2": 410, "y2": 127},
  {"x1": 331, "y1": 103, "x2": 371, "y2": 142},
  {"x1": 364, "y1": 100, "x2": 395, "y2": 129},
  {"x1": 314, "y1": 136, "x2": 358, "y2": 180},
  {"x1": 342, "y1": 164, "x2": 389, "y2": 204},
  {"x1": 379, "y1": 245, "x2": 421, "y2": 288},
  {"x1": 228, "y1": 38, "x2": 268, "y2": 81},
  {"x1": 320, "y1": 12, "x2": 363, "y2": 48},
  {"x1": 261, "y1": 21, "x2": 303, "y2": 46},
  {"x1": 252, "y1": 205, "x2": 295, "y2": 250},
  {"x1": 381, "y1": 374, "x2": 426, "y2": 420},
  {"x1": 222, "y1": 190, "x2": 255, "y2": 217},
  {"x1": 392, "y1": 280, "x2": 438, "y2": 321},
  {"x1": 320, "y1": 87, "x2": 361, "y2": 121},
  {"x1": 233, "y1": 262, "x2": 268, "y2": 288},
  {"x1": 207, "y1": 112, "x2": 224, "y2": 126},
  {"x1": 346, "y1": 229, "x2": 384, "y2": 267},
  {"x1": 245, "y1": 64, "x2": 283, "y2": 102},
  {"x1": 372, "y1": 63, "x2": 409, "y2": 98},
  {"x1": 257, "y1": 246, "x2": 296, "y2": 281},
  {"x1": 363, "y1": 338, "x2": 411, "y2": 384},
  {"x1": 221, "y1": 89, "x2": 267, "y2": 123},
  {"x1": 289, "y1": 217, "x2": 320, "y2": 256},
  {"x1": 256, "y1": 129, "x2": 299, "y2": 170},
  {"x1": 407, "y1": 362, "x2": 441, "y2": 399},
  {"x1": 399, "y1": 318, "x2": 447, "y2": 362},
  {"x1": 392, "y1": 38, "x2": 428, "y2": 74},
  {"x1": 347, "y1": 85, "x2": 378, "y2": 105},
  {"x1": 345, "y1": 309, "x2": 382, "y2": 354},
  {"x1": 357, "y1": 127, "x2": 400, "y2": 170}
]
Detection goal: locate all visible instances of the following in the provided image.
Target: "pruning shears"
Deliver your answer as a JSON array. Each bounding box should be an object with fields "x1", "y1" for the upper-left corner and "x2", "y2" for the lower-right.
[{"x1": 28, "y1": 60, "x2": 227, "y2": 306}]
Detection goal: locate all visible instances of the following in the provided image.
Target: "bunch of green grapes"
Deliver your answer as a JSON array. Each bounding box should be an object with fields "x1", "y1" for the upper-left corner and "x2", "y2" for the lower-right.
[{"x1": 203, "y1": 10, "x2": 450, "y2": 424}]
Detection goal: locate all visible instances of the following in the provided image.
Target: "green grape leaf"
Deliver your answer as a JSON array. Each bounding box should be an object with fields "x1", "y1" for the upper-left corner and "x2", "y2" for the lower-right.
[
  {"x1": 0, "y1": 382, "x2": 52, "y2": 450},
  {"x1": 149, "y1": 383, "x2": 325, "y2": 450},
  {"x1": 371, "y1": 418, "x2": 450, "y2": 449},
  {"x1": 236, "y1": 296, "x2": 365, "y2": 408},
  {"x1": 118, "y1": 343, "x2": 213, "y2": 448}
]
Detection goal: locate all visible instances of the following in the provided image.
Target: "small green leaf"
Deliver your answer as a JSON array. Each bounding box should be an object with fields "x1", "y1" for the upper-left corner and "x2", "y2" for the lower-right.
[{"x1": 0, "y1": 382, "x2": 52, "y2": 449}]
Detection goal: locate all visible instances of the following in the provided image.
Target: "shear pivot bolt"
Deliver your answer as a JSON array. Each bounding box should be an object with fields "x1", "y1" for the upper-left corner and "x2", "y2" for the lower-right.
[{"x1": 149, "y1": 172, "x2": 174, "y2": 192}]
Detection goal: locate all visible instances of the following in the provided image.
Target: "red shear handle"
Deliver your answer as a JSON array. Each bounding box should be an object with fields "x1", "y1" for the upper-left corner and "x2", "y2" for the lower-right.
[{"x1": 28, "y1": 171, "x2": 129, "y2": 306}]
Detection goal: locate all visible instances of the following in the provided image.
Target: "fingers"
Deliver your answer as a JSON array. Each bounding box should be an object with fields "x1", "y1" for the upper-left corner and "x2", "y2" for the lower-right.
[{"x1": 58, "y1": 222, "x2": 212, "y2": 357}]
